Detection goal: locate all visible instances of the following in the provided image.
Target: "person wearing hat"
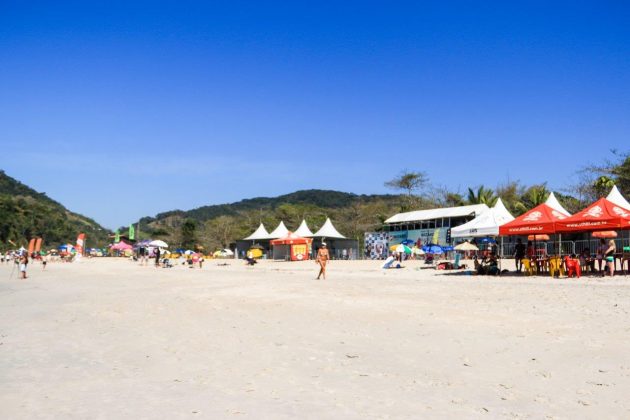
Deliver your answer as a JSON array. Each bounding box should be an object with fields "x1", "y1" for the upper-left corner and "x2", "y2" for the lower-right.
[{"x1": 316, "y1": 242, "x2": 330, "y2": 280}]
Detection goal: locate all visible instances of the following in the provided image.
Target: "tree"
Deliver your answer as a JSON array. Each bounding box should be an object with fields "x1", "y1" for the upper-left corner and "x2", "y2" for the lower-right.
[
  {"x1": 521, "y1": 184, "x2": 549, "y2": 209},
  {"x1": 204, "y1": 215, "x2": 239, "y2": 249},
  {"x1": 576, "y1": 150, "x2": 630, "y2": 201},
  {"x1": 385, "y1": 170, "x2": 428, "y2": 210},
  {"x1": 180, "y1": 219, "x2": 197, "y2": 250},
  {"x1": 592, "y1": 176, "x2": 615, "y2": 198},
  {"x1": 496, "y1": 181, "x2": 527, "y2": 215},
  {"x1": 466, "y1": 186, "x2": 498, "y2": 206}
]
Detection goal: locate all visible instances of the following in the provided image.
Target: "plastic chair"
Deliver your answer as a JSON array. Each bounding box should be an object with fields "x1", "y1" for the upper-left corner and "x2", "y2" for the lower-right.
[
  {"x1": 548, "y1": 257, "x2": 565, "y2": 278},
  {"x1": 564, "y1": 256, "x2": 581, "y2": 278},
  {"x1": 521, "y1": 258, "x2": 534, "y2": 276}
]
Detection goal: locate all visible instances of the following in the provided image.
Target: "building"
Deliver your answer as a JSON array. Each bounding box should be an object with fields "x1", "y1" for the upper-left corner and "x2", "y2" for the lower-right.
[{"x1": 364, "y1": 204, "x2": 488, "y2": 259}]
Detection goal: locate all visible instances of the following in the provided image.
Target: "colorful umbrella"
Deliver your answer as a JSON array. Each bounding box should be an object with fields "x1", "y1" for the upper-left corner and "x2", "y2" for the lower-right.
[{"x1": 592, "y1": 231, "x2": 618, "y2": 238}]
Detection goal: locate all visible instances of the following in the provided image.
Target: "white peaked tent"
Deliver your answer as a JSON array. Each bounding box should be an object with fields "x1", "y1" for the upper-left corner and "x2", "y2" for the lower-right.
[
  {"x1": 545, "y1": 192, "x2": 571, "y2": 216},
  {"x1": 267, "y1": 221, "x2": 289, "y2": 239},
  {"x1": 294, "y1": 220, "x2": 314, "y2": 237},
  {"x1": 606, "y1": 185, "x2": 630, "y2": 210},
  {"x1": 244, "y1": 223, "x2": 270, "y2": 241},
  {"x1": 451, "y1": 198, "x2": 515, "y2": 238},
  {"x1": 312, "y1": 218, "x2": 345, "y2": 239}
]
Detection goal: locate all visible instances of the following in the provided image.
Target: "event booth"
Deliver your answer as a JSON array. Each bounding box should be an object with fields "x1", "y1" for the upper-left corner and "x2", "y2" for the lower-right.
[{"x1": 271, "y1": 232, "x2": 312, "y2": 261}]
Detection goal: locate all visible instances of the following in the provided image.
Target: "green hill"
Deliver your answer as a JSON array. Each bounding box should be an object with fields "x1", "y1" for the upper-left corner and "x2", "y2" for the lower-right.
[
  {"x1": 0, "y1": 170, "x2": 111, "y2": 249},
  {"x1": 137, "y1": 190, "x2": 408, "y2": 250}
]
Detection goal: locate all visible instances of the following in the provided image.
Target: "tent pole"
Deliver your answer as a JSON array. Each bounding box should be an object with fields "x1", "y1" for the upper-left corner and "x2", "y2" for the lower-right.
[{"x1": 558, "y1": 233, "x2": 562, "y2": 257}]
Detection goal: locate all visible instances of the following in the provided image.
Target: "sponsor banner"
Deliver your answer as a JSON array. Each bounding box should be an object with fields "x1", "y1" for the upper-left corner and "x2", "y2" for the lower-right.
[
  {"x1": 75, "y1": 233, "x2": 86, "y2": 255},
  {"x1": 364, "y1": 232, "x2": 389, "y2": 259}
]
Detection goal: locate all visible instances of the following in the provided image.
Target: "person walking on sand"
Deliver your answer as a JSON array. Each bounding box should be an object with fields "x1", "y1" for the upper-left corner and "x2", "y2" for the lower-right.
[
  {"x1": 154, "y1": 248, "x2": 161, "y2": 268},
  {"x1": 604, "y1": 239, "x2": 616, "y2": 277},
  {"x1": 316, "y1": 243, "x2": 330, "y2": 280},
  {"x1": 19, "y1": 252, "x2": 28, "y2": 279}
]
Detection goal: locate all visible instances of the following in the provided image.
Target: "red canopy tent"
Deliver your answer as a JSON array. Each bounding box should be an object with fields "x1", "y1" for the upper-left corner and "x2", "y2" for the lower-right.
[
  {"x1": 270, "y1": 232, "x2": 313, "y2": 261},
  {"x1": 555, "y1": 198, "x2": 630, "y2": 232},
  {"x1": 499, "y1": 204, "x2": 570, "y2": 236}
]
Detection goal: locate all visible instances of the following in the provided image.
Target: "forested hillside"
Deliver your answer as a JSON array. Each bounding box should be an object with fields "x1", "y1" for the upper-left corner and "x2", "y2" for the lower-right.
[{"x1": 0, "y1": 171, "x2": 111, "y2": 249}]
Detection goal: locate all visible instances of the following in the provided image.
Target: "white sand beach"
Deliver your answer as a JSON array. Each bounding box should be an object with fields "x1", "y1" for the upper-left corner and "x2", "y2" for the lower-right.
[{"x1": 1, "y1": 258, "x2": 629, "y2": 419}]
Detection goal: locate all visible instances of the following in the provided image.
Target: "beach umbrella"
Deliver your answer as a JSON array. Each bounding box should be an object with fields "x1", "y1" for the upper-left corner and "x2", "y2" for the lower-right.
[
  {"x1": 149, "y1": 240, "x2": 168, "y2": 248},
  {"x1": 412, "y1": 247, "x2": 425, "y2": 255},
  {"x1": 527, "y1": 234, "x2": 550, "y2": 241},
  {"x1": 455, "y1": 241, "x2": 479, "y2": 251},
  {"x1": 395, "y1": 244, "x2": 412, "y2": 254},
  {"x1": 423, "y1": 245, "x2": 444, "y2": 254},
  {"x1": 592, "y1": 231, "x2": 618, "y2": 239},
  {"x1": 250, "y1": 244, "x2": 264, "y2": 250}
]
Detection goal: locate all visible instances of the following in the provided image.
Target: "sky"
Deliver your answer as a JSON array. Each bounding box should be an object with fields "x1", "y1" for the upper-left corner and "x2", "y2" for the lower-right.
[{"x1": 1, "y1": 1, "x2": 629, "y2": 229}]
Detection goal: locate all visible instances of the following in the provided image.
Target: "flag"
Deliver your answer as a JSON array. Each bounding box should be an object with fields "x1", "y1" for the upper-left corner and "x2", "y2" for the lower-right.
[
  {"x1": 34, "y1": 238, "x2": 43, "y2": 253},
  {"x1": 115, "y1": 229, "x2": 120, "y2": 243},
  {"x1": 129, "y1": 224, "x2": 135, "y2": 241},
  {"x1": 76, "y1": 233, "x2": 86, "y2": 255},
  {"x1": 28, "y1": 238, "x2": 36, "y2": 254}
]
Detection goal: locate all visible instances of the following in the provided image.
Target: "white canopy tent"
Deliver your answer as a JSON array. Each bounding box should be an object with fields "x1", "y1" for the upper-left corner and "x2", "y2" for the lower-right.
[
  {"x1": 545, "y1": 192, "x2": 571, "y2": 216},
  {"x1": 244, "y1": 223, "x2": 270, "y2": 241},
  {"x1": 606, "y1": 185, "x2": 630, "y2": 210},
  {"x1": 312, "y1": 218, "x2": 345, "y2": 239},
  {"x1": 294, "y1": 220, "x2": 314, "y2": 237},
  {"x1": 384, "y1": 204, "x2": 488, "y2": 224},
  {"x1": 267, "y1": 221, "x2": 289, "y2": 239},
  {"x1": 451, "y1": 198, "x2": 515, "y2": 238}
]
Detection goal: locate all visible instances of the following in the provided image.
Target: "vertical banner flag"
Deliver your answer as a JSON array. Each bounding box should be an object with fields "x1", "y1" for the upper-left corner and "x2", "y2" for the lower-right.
[
  {"x1": 115, "y1": 229, "x2": 120, "y2": 243},
  {"x1": 76, "y1": 233, "x2": 86, "y2": 255},
  {"x1": 28, "y1": 238, "x2": 36, "y2": 255},
  {"x1": 129, "y1": 224, "x2": 135, "y2": 241},
  {"x1": 34, "y1": 237, "x2": 43, "y2": 253}
]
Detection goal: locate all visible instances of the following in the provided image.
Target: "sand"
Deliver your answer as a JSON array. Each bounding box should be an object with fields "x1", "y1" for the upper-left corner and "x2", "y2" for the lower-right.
[{"x1": 1, "y1": 257, "x2": 629, "y2": 419}]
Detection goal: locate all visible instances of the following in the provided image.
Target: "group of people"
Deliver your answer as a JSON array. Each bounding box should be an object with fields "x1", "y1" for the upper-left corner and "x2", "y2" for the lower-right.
[
  {"x1": 513, "y1": 237, "x2": 618, "y2": 276},
  {"x1": 1, "y1": 250, "x2": 47, "y2": 279}
]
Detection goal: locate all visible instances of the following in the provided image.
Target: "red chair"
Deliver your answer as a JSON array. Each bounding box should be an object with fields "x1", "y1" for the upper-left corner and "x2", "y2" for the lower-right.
[{"x1": 564, "y1": 256, "x2": 581, "y2": 278}]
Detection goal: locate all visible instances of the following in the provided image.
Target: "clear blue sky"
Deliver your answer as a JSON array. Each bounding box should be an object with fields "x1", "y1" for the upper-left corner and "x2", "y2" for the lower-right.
[{"x1": 1, "y1": 1, "x2": 629, "y2": 229}]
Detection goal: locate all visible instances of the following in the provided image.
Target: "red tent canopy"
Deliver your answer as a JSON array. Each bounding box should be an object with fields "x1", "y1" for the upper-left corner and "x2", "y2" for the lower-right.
[
  {"x1": 499, "y1": 203, "x2": 570, "y2": 236},
  {"x1": 555, "y1": 198, "x2": 630, "y2": 233},
  {"x1": 270, "y1": 232, "x2": 313, "y2": 245}
]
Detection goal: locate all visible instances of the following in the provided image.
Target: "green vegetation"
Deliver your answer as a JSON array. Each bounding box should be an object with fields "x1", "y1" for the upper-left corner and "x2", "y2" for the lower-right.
[
  {"x1": 137, "y1": 190, "x2": 405, "y2": 250},
  {"x1": 0, "y1": 171, "x2": 111, "y2": 249},
  {"x1": 2, "y1": 151, "x2": 627, "y2": 252}
]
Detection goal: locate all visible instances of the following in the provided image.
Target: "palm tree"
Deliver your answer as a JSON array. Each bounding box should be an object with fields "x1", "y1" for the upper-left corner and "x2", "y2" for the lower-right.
[{"x1": 466, "y1": 186, "x2": 498, "y2": 207}]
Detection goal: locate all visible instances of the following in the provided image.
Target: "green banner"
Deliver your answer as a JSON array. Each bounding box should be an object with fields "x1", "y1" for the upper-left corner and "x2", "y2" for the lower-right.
[
  {"x1": 129, "y1": 224, "x2": 135, "y2": 240},
  {"x1": 114, "y1": 229, "x2": 120, "y2": 243}
]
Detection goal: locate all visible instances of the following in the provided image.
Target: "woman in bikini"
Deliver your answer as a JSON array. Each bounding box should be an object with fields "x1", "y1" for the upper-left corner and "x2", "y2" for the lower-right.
[
  {"x1": 316, "y1": 243, "x2": 330, "y2": 280},
  {"x1": 604, "y1": 239, "x2": 616, "y2": 277}
]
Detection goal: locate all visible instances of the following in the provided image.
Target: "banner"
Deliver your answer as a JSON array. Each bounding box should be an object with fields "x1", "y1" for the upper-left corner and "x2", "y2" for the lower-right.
[
  {"x1": 28, "y1": 238, "x2": 36, "y2": 255},
  {"x1": 364, "y1": 232, "x2": 389, "y2": 259},
  {"x1": 129, "y1": 224, "x2": 135, "y2": 241},
  {"x1": 34, "y1": 238, "x2": 43, "y2": 253},
  {"x1": 75, "y1": 233, "x2": 86, "y2": 255},
  {"x1": 114, "y1": 229, "x2": 120, "y2": 243}
]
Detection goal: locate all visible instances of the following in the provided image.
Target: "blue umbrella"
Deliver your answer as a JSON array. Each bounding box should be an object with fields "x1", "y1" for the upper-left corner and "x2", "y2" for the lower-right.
[
  {"x1": 480, "y1": 237, "x2": 496, "y2": 243},
  {"x1": 422, "y1": 245, "x2": 444, "y2": 254}
]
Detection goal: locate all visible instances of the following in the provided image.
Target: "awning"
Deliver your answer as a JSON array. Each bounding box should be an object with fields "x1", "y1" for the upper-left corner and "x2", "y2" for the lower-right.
[
  {"x1": 451, "y1": 198, "x2": 514, "y2": 238},
  {"x1": 499, "y1": 203, "x2": 570, "y2": 235},
  {"x1": 555, "y1": 198, "x2": 630, "y2": 232}
]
